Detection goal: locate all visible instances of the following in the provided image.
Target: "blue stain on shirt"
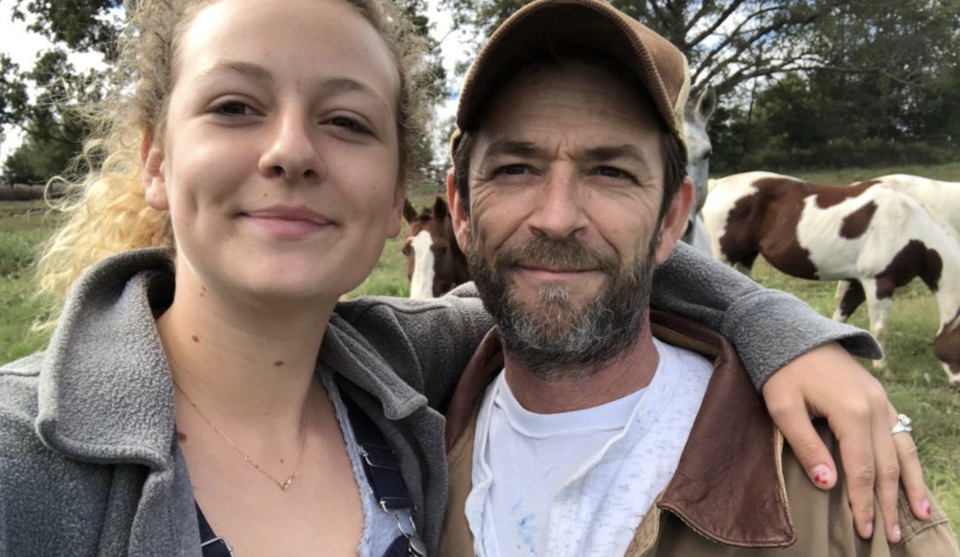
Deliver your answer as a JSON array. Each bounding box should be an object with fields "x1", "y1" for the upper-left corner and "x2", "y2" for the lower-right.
[{"x1": 517, "y1": 514, "x2": 537, "y2": 555}]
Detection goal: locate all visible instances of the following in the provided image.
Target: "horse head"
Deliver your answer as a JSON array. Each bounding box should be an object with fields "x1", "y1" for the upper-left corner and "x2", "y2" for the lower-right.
[
  {"x1": 934, "y1": 309, "x2": 960, "y2": 385},
  {"x1": 402, "y1": 196, "x2": 469, "y2": 298},
  {"x1": 682, "y1": 87, "x2": 716, "y2": 251},
  {"x1": 684, "y1": 87, "x2": 716, "y2": 215}
]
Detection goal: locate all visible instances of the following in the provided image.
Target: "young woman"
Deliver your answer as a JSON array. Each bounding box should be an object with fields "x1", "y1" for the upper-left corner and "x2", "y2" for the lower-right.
[{"x1": 0, "y1": 0, "x2": 928, "y2": 555}]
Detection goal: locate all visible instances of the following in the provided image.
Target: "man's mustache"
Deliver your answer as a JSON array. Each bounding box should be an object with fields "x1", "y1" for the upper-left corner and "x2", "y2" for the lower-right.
[{"x1": 493, "y1": 236, "x2": 620, "y2": 274}]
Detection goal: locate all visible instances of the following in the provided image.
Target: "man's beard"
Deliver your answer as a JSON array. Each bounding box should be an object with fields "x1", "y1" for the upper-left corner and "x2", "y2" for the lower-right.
[{"x1": 469, "y1": 227, "x2": 661, "y2": 381}]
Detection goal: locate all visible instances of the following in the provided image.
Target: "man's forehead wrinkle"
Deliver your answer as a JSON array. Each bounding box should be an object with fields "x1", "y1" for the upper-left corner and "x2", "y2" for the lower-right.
[
  {"x1": 483, "y1": 136, "x2": 646, "y2": 165},
  {"x1": 578, "y1": 144, "x2": 645, "y2": 163},
  {"x1": 483, "y1": 140, "x2": 544, "y2": 159}
]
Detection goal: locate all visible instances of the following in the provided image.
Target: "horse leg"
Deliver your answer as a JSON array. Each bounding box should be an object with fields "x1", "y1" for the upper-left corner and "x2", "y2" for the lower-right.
[
  {"x1": 834, "y1": 280, "x2": 849, "y2": 300},
  {"x1": 832, "y1": 280, "x2": 865, "y2": 322},
  {"x1": 861, "y1": 278, "x2": 894, "y2": 377},
  {"x1": 944, "y1": 364, "x2": 960, "y2": 389},
  {"x1": 732, "y1": 254, "x2": 758, "y2": 276}
]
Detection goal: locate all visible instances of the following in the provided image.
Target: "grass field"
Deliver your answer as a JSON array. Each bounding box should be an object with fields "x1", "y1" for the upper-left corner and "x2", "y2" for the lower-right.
[{"x1": 1, "y1": 164, "x2": 958, "y2": 528}]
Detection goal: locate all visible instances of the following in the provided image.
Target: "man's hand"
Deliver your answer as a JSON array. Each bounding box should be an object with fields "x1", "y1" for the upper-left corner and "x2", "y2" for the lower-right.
[{"x1": 762, "y1": 342, "x2": 930, "y2": 544}]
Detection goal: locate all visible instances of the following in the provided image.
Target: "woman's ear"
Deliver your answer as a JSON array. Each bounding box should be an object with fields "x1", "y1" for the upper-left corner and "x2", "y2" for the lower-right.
[
  {"x1": 141, "y1": 131, "x2": 169, "y2": 211},
  {"x1": 387, "y1": 177, "x2": 408, "y2": 238}
]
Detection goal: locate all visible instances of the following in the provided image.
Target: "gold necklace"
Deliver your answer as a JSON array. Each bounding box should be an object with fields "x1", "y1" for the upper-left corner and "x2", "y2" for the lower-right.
[{"x1": 172, "y1": 378, "x2": 308, "y2": 491}]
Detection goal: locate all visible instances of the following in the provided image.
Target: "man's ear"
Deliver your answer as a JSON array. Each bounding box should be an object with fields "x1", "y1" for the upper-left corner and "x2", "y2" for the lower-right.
[
  {"x1": 446, "y1": 167, "x2": 471, "y2": 254},
  {"x1": 141, "y1": 131, "x2": 169, "y2": 211},
  {"x1": 653, "y1": 176, "x2": 695, "y2": 264}
]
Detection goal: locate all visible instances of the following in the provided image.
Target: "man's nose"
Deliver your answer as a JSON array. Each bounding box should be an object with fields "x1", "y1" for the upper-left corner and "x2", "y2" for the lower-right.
[
  {"x1": 258, "y1": 111, "x2": 325, "y2": 184},
  {"x1": 527, "y1": 169, "x2": 588, "y2": 240}
]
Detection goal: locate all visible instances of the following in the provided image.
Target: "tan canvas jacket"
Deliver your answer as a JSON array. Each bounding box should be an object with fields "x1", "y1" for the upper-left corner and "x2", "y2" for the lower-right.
[{"x1": 438, "y1": 310, "x2": 959, "y2": 557}]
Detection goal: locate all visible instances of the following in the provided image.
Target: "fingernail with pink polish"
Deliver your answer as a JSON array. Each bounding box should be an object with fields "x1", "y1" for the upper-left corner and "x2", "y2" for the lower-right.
[
  {"x1": 810, "y1": 464, "x2": 831, "y2": 486},
  {"x1": 864, "y1": 522, "x2": 874, "y2": 539},
  {"x1": 924, "y1": 500, "x2": 932, "y2": 516}
]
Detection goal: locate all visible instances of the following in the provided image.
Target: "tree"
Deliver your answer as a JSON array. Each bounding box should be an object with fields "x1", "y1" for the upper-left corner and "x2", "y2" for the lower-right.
[
  {"x1": 0, "y1": 55, "x2": 28, "y2": 149},
  {"x1": 11, "y1": 0, "x2": 122, "y2": 60},
  {"x1": 1, "y1": 0, "x2": 117, "y2": 183},
  {"x1": 395, "y1": 0, "x2": 454, "y2": 189},
  {"x1": 1, "y1": 0, "x2": 450, "y2": 186},
  {"x1": 442, "y1": 0, "x2": 960, "y2": 99},
  {"x1": 3, "y1": 49, "x2": 104, "y2": 184}
]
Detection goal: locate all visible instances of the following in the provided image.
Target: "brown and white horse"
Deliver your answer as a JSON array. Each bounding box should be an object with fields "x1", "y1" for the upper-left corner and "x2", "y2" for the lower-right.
[
  {"x1": 402, "y1": 196, "x2": 469, "y2": 299},
  {"x1": 702, "y1": 171, "x2": 960, "y2": 384},
  {"x1": 835, "y1": 174, "x2": 960, "y2": 307},
  {"x1": 868, "y1": 174, "x2": 960, "y2": 232}
]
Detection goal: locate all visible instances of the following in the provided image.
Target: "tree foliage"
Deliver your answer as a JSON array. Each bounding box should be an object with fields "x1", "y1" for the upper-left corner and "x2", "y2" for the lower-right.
[
  {"x1": 2, "y1": 0, "x2": 958, "y2": 181},
  {"x1": 1, "y1": 0, "x2": 449, "y2": 186},
  {"x1": 3, "y1": 49, "x2": 104, "y2": 184},
  {"x1": 0, "y1": 55, "x2": 28, "y2": 145},
  {"x1": 2, "y1": 0, "x2": 116, "y2": 183},
  {"x1": 11, "y1": 0, "x2": 122, "y2": 60},
  {"x1": 706, "y1": 0, "x2": 960, "y2": 172},
  {"x1": 443, "y1": 0, "x2": 960, "y2": 97},
  {"x1": 395, "y1": 0, "x2": 453, "y2": 188}
]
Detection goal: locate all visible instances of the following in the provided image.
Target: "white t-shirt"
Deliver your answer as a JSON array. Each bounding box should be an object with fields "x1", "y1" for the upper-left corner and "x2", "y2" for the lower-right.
[{"x1": 464, "y1": 338, "x2": 714, "y2": 557}]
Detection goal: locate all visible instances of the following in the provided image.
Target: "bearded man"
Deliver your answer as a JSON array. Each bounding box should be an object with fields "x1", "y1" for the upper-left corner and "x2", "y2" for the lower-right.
[{"x1": 436, "y1": 0, "x2": 960, "y2": 555}]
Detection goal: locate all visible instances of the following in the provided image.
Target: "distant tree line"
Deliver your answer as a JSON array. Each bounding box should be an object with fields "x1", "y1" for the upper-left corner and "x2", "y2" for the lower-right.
[{"x1": 2, "y1": 0, "x2": 958, "y2": 186}]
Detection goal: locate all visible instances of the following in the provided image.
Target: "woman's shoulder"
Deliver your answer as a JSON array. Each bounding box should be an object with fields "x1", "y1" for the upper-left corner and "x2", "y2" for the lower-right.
[
  {"x1": 0, "y1": 352, "x2": 116, "y2": 552},
  {"x1": 0, "y1": 352, "x2": 43, "y2": 424},
  {"x1": 1, "y1": 352, "x2": 58, "y2": 465},
  {"x1": 0, "y1": 351, "x2": 109, "y2": 473}
]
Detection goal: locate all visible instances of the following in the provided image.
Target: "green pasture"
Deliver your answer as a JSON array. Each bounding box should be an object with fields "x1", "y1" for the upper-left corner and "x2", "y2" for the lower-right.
[{"x1": 1, "y1": 164, "x2": 958, "y2": 528}]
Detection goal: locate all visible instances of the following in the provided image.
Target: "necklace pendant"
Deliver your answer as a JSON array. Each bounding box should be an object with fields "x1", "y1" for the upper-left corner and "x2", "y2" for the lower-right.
[{"x1": 279, "y1": 472, "x2": 297, "y2": 491}]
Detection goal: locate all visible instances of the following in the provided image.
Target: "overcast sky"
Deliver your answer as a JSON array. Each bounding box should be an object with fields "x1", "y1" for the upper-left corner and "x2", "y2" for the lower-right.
[{"x1": 0, "y1": 0, "x2": 473, "y2": 167}]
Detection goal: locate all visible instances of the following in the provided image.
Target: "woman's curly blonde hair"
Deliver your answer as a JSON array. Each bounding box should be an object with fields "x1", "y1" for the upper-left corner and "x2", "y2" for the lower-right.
[{"x1": 35, "y1": 0, "x2": 432, "y2": 328}]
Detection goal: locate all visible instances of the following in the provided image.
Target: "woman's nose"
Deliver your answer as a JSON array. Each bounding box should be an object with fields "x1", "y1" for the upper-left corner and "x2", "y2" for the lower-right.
[{"x1": 258, "y1": 112, "x2": 325, "y2": 184}]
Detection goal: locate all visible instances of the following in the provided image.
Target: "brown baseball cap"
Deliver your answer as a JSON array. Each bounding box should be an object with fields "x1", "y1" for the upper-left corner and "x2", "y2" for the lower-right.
[{"x1": 452, "y1": 0, "x2": 690, "y2": 154}]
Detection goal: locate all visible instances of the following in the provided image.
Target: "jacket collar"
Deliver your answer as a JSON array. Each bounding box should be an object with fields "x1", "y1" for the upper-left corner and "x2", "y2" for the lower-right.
[
  {"x1": 37, "y1": 249, "x2": 429, "y2": 470},
  {"x1": 444, "y1": 309, "x2": 796, "y2": 548},
  {"x1": 37, "y1": 249, "x2": 178, "y2": 471}
]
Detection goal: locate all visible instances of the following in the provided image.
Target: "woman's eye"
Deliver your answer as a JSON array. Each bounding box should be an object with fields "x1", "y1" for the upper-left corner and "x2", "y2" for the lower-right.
[
  {"x1": 214, "y1": 101, "x2": 256, "y2": 117},
  {"x1": 328, "y1": 116, "x2": 372, "y2": 135}
]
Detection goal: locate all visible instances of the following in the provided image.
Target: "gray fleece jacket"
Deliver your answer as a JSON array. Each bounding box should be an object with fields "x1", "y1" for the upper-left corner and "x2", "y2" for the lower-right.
[{"x1": 0, "y1": 244, "x2": 879, "y2": 557}]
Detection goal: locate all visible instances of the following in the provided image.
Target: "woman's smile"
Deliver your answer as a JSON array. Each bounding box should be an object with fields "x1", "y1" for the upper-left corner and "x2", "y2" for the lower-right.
[{"x1": 241, "y1": 204, "x2": 334, "y2": 240}]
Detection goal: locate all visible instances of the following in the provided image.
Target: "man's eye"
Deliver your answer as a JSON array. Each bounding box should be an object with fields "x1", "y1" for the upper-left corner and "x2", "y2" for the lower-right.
[
  {"x1": 596, "y1": 166, "x2": 632, "y2": 180},
  {"x1": 328, "y1": 116, "x2": 372, "y2": 135},
  {"x1": 495, "y1": 164, "x2": 528, "y2": 176}
]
